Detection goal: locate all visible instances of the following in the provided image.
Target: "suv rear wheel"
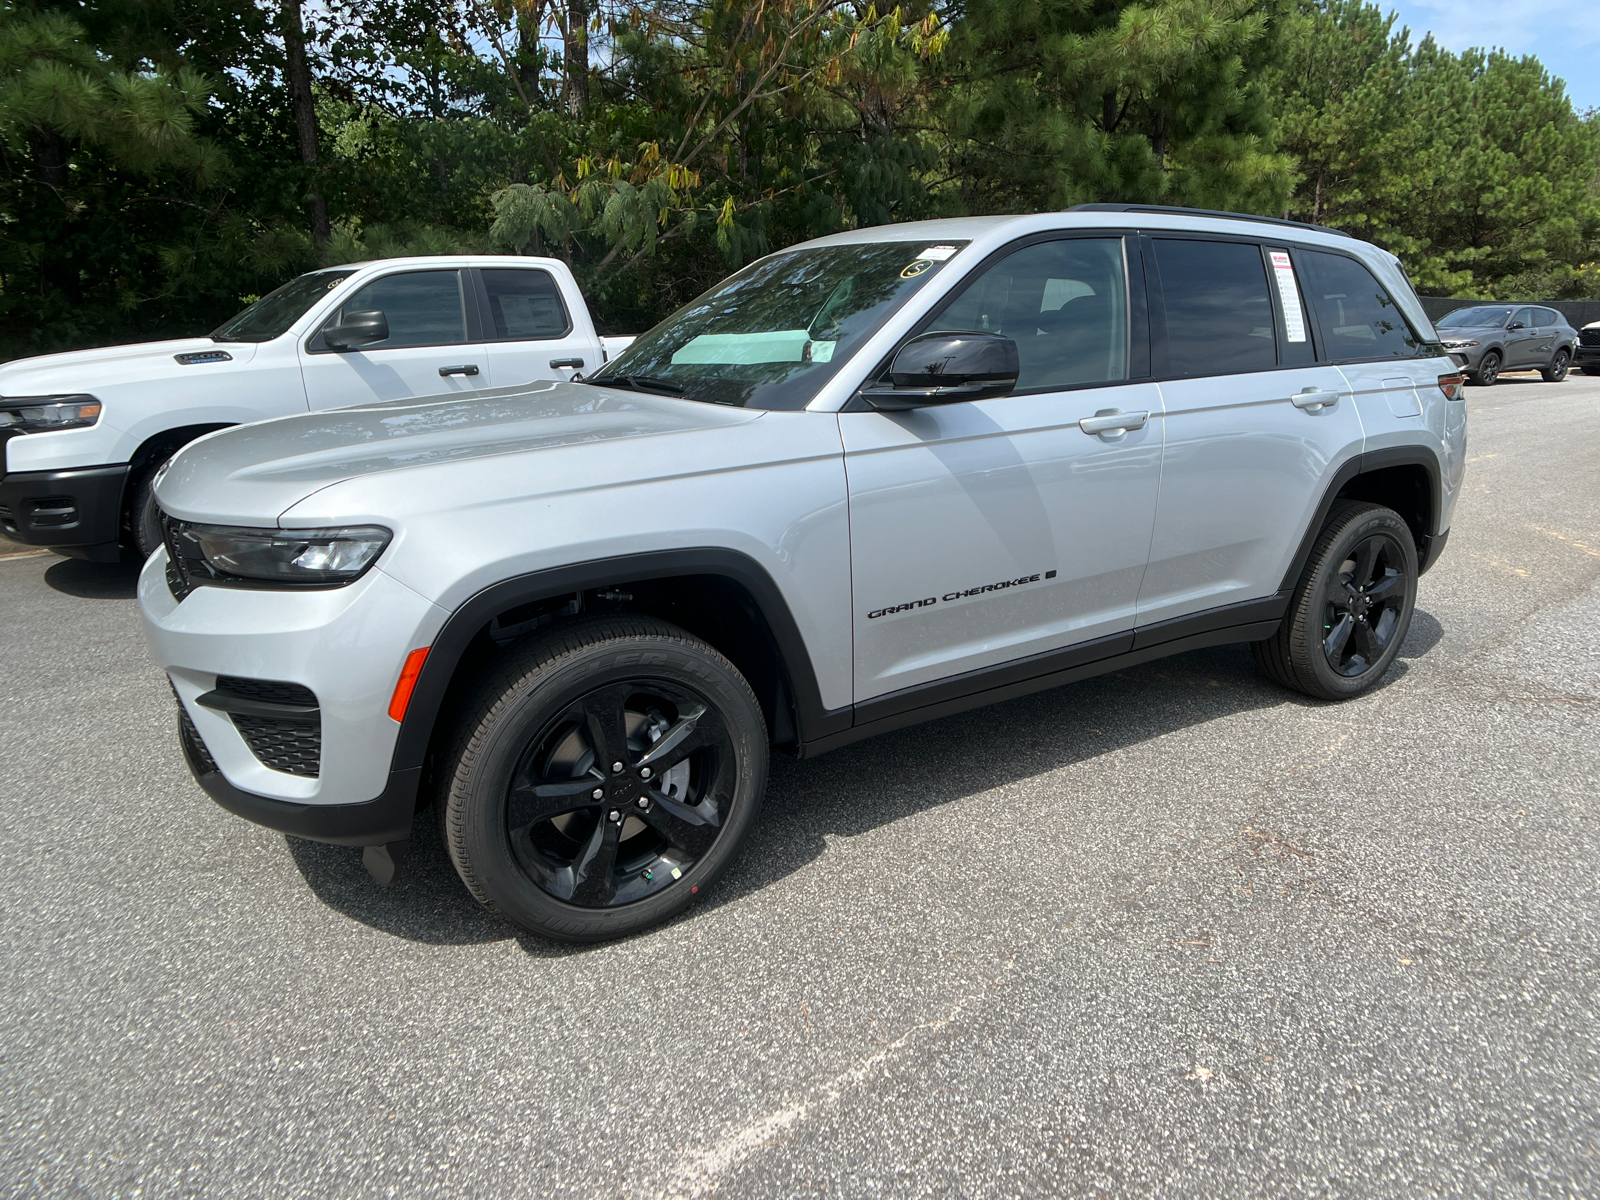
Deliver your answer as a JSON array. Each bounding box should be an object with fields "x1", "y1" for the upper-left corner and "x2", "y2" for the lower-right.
[
  {"x1": 1253, "y1": 502, "x2": 1418, "y2": 701},
  {"x1": 439, "y1": 615, "x2": 768, "y2": 942}
]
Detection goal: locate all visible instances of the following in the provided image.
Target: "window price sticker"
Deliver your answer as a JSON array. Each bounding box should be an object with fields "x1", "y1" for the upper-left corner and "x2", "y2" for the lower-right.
[{"x1": 1270, "y1": 250, "x2": 1307, "y2": 343}]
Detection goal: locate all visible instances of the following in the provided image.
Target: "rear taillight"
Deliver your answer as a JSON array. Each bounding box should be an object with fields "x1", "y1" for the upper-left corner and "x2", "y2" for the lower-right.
[{"x1": 1438, "y1": 372, "x2": 1466, "y2": 401}]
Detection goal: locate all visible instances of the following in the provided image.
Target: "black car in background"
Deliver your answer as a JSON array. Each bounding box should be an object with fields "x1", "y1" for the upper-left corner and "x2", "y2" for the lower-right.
[{"x1": 1435, "y1": 304, "x2": 1577, "y2": 385}]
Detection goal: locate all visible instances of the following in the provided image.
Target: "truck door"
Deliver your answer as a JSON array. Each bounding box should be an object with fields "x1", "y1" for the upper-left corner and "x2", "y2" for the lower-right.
[
  {"x1": 1135, "y1": 236, "x2": 1363, "y2": 626},
  {"x1": 299, "y1": 268, "x2": 493, "y2": 408},
  {"x1": 475, "y1": 267, "x2": 602, "y2": 386},
  {"x1": 843, "y1": 234, "x2": 1163, "y2": 705}
]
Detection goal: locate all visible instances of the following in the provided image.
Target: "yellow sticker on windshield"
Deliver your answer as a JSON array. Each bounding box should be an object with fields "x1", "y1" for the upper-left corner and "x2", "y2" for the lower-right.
[{"x1": 900, "y1": 259, "x2": 933, "y2": 279}]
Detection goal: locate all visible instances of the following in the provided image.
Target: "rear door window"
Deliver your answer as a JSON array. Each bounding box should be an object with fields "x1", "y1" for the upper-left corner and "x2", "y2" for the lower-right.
[
  {"x1": 1150, "y1": 239, "x2": 1276, "y2": 377},
  {"x1": 1535, "y1": 307, "x2": 1562, "y2": 327},
  {"x1": 481, "y1": 268, "x2": 571, "y2": 340},
  {"x1": 1297, "y1": 251, "x2": 1420, "y2": 360},
  {"x1": 332, "y1": 270, "x2": 467, "y2": 349},
  {"x1": 930, "y1": 237, "x2": 1128, "y2": 390}
]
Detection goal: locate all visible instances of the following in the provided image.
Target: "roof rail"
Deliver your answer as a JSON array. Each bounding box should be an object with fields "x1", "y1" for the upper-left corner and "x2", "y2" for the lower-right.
[{"x1": 1067, "y1": 203, "x2": 1354, "y2": 239}]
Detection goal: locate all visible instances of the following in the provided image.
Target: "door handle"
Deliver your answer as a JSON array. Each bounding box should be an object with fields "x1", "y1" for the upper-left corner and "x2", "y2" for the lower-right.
[
  {"x1": 549, "y1": 357, "x2": 585, "y2": 370},
  {"x1": 439, "y1": 364, "x2": 480, "y2": 377},
  {"x1": 1079, "y1": 409, "x2": 1149, "y2": 436},
  {"x1": 1291, "y1": 387, "x2": 1339, "y2": 411}
]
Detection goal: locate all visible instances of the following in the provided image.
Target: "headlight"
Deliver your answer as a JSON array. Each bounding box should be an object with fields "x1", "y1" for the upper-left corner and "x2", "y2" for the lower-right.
[
  {"x1": 168, "y1": 520, "x2": 391, "y2": 586},
  {"x1": 0, "y1": 394, "x2": 102, "y2": 432},
  {"x1": 1440, "y1": 339, "x2": 1479, "y2": 350}
]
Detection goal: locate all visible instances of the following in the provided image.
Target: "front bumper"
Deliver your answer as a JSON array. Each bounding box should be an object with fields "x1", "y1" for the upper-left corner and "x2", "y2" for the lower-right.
[
  {"x1": 0, "y1": 462, "x2": 128, "y2": 560},
  {"x1": 1575, "y1": 341, "x2": 1600, "y2": 367},
  {"x1": 140, "y1": 548, "x2": 447, "y2": 845}
]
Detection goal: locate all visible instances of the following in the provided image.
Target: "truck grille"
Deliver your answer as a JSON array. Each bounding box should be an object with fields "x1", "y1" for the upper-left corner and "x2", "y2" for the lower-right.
[
  {"x1": 206, "y1": 675, "x2": 322, "y2": 777},
  {"x1": 1580, "y1": 329, "x2": 1600, "y2": 347}
]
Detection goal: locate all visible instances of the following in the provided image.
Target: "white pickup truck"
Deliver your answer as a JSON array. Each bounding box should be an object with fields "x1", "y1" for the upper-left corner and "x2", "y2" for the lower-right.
[{"x1": 0, "y1": 255, "x2": 633, "y2": 561}]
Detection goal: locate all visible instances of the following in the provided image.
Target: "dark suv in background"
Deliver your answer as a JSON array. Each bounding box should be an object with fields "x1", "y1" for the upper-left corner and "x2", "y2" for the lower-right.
[{"x1": 1435, "y1": 305, "x2": 1577, "y2": 385}]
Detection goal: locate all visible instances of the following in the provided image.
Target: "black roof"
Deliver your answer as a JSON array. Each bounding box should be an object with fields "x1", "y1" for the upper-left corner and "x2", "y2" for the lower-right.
[{"x1": 1068, "y1": 203, "x2": 1354, "y2": 239}]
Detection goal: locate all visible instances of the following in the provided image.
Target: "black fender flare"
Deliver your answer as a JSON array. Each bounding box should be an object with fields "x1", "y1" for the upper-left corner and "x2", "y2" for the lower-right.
[
  {"x1": 1277, "y1": 445, "x2": 1446, "y2": 594},
  {"x1": 387, "y1": 548, "x2": 851, "y2": 781}
]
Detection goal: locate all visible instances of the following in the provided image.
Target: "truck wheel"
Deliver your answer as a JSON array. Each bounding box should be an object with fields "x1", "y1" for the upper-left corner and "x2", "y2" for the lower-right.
[
  {"x1": 128, "y1": 456, "x2": 171, "y2": 558},
  {"x1": 1584, "y1": 366, "x2": 1600, "y2": 377},
  {"x1": 1469, "y1": 350, "x2": 1501, "y2": 386},
  {"x1": 1541, "y1": 349, "x2": 1570, "y2": 382},
  {"x1": 439, "y1": 615, "x2": 768, "y2": 943},
  {"x1": 1252, "y1": 502, "x2": 1417, "y2": 701}
]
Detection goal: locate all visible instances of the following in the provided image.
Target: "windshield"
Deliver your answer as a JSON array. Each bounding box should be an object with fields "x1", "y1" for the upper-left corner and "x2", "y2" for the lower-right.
[
  {"x1": 212, "y1": 270, "x2": 355, "y2": 342},
  {"x1": 1438, "y1": 306, "x2": 1512, "y2": 328},
  {"x1": 587, "y1": 241, "x2": 970, "y2": 409}
]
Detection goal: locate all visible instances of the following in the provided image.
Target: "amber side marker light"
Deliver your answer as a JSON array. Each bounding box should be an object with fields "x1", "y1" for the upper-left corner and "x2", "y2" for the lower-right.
[
  {"x1": 1438, "y1": 372, "x2": 1467, "y2": 401},
  {"x1": 388, "y1": 647, "x2": 430, "y2": 722}
]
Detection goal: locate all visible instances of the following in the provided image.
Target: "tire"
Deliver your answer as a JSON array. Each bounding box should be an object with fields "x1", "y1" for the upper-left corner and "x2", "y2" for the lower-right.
[
  {"x1": 1583, "y1": 366, "x2": 1600, "y2": 377},
  {"x1": 1541, "y1": 349, "x2": 1571, "y2": 383},
  {"x1": 1252, "y1": 501, "x2": 1418, "y2": 701},
  {"x1": 439, "y1": 614, "x2": 769, "y2": 943},
  {"x1": 1469, "y1": 350, "x2": 1501, "y2": 386},
  {"x1": 128, "y1": 455, "x2": 171, "y2": 558}
]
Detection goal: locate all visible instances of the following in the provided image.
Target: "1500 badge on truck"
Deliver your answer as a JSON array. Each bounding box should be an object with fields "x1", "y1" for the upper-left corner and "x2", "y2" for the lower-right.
[
  {"x1": 0, "y1": 255, "x2": 632, "y2": 561},
  {"x1": 139, "y1": 206, "x2": 1467, "y2": 942}
]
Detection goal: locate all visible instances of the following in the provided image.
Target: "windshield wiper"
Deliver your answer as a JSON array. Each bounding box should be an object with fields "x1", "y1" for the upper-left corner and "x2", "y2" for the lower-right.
[{"x1": 587, "y1": 375, "x2": 685, "y2": 396}]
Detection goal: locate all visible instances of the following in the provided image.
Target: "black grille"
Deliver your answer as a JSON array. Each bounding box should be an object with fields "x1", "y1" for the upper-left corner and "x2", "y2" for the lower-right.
[
  {"x1": 231, "y1": 714, "x2": 321, "y2": 777},
  {"x1": 1581, "y1": 329, "x2": 1600, "y2": 347},
  {"x1": 214, "y1": 676, "x2": 317, "y2": 707},
  {"x1": 173, "y1": 687, "x2": 218, "y2": 775},
  {"x1": 210, "y1": 675, "x2": 321, "y2": 777},
  {"x1": 161, "y1": 510, "x2": 192, "y2": 601}
]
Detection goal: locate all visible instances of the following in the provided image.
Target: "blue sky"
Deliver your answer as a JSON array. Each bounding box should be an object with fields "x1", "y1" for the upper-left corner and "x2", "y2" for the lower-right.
[{"x1": 1385, "y1": 1, "x2": 1600, "y2": 113}]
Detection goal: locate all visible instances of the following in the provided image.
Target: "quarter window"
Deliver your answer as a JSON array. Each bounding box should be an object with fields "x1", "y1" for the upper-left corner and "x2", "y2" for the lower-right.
[
  {"x1": 1151, "y1": 239, "x2": 1276, "y2": 377},
  {"x1": 1298, "y1": 251, "x2": 1420, "y2": 359},
  {"x1": 482, "y1": 269, "x2": 571, "y2": 340},
  {"x1": 929, "y1": 238, "x2": 1128, "y2": 390},
  {"x1": 1535, "y1": 307, "x2": 1562, "y2": 326},
  {"x1": 329, "y1": 270, "x2": 467, "y2": 349}
]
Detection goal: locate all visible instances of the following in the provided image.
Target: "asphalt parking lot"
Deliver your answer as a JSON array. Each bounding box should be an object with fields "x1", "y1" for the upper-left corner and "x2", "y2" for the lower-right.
[{"x1": 3, "y1": 370, "x2": 1598, "y2": 1199}]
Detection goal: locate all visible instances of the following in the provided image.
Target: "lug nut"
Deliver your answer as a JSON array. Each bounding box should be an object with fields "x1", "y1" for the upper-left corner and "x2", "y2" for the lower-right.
[
  {"x1": 608, "y1": 809, "x2": 622, "y2": 823},
  {"x1": 591, "y1": 788, "x2": 604, "y2": 800},
  {"x1": 637, "y1": 797, "x2": 649, "y2": 810},
  {"x1": 640, "y1": 766, "x2": 653, "y2": 780},
  {"x1": 611, "y1": 761, "x2": 624, "y2": 773}
]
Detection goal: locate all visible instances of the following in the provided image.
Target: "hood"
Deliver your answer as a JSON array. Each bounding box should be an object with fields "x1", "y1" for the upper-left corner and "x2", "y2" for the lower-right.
[
  {"x1": 0, "y1": 337, "x2": 259, "y2": 395},
  {"x1": 155, "y1": 380, "x2": 765, "y2": 525}
]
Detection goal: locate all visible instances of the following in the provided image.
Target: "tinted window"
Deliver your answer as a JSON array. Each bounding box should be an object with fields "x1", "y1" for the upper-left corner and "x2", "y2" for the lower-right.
[
  {"x1": 1438, "y1": 306, "x2": 1512, "y2": 328},
  {"x1": 482, "y1": 269, "x2": 570, "y2": 340},
  {"x1": 1536, "y1": 307, "x2": 1563, "y2": 326},
  {"x1": 331, "y1": 270, "x2": 466, "y2": 349},
  {"x1": 1511, "y1": 307, "x2": 1536, "y2": 329},
  {"x1": 1298, "y1": 251, "x2": 1420, "y2": 360},
  {"x1": 930, "y1": 238, "x2": 1127, "y2": 389},
  {"x1": 212, "y1": 271, "x2": 355, "y2": 342},
  {"x1": 1153, "y1": 239, "x2": 1276, "y2": 377}
]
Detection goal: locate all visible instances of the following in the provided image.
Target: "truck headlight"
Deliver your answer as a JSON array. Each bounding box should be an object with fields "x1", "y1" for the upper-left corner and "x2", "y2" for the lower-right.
[
  {"x1": 0, "y1": 395, "x2": 102, "y2": 432},
  {"x1": 169, "y1": 521, "x2": 391, "y2": 586}
]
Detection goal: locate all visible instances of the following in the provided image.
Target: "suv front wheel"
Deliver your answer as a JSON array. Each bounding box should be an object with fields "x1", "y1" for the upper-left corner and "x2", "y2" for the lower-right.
[
  {"x1": 1253, "y1": 502, "x2": 1418, "y2": 701},
  {"x1": 439, "y1": 615, "x2": 769, "y2": 942}
]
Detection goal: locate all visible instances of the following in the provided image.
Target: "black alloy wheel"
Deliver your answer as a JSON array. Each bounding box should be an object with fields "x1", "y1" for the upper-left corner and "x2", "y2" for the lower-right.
[
  {"x1": 1542, "y1": 349, "x2": 1571, "y2": 383},
  {"x1": 1252, "y1": 501, "x2": 1418, "y2": 701},
  {"x1": 507, "y1": 679, "x2": 733, "y2": 908},
  {"x1": 1320, "y1": 533, "x2": 1408, "y2": 678},
  {"x1": 440, "y1": 615, "x2": 767, "y2": 942},
  {"x1": 1471, "y1": 350, "x2": 1502, "y2": 386}
]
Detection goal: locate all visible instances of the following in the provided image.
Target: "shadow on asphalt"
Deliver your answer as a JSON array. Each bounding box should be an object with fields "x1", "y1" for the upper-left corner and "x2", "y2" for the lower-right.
[
  {"x1": 286, "y1": 609, "x2": 1446, "y2": 951},
  {"x1": 44, "y1": 556, "x2": 142, "y2": 599}
]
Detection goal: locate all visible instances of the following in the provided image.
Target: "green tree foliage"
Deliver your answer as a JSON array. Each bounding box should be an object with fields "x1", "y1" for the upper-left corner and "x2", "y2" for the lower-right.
[
  {"x1": 2, "y1": 0, "x2": 1597, "y2": 358},
  {"x1": 1270, "y1": 0, "x2": 1600, "y2": 297}
]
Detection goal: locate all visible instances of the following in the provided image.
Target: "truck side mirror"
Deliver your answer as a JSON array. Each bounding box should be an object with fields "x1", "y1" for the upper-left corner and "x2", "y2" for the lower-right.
[
  {"x1": 861, "y1": 332, "x2": 1020, "y2": 411},
  {"x1": 323, "y1": 309, "x2": 390, "y2": 351}
]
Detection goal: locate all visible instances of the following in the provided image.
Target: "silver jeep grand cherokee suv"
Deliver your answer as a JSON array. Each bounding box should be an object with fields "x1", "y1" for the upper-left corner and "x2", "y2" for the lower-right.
[{"x1": 140, "y1": 206, "x2": 1468, "y2": 942}]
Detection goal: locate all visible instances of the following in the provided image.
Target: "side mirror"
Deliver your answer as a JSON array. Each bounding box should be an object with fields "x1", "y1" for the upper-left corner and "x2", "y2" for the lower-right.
[
  {"x1": 861, "y1": 332, "x2": 1020, "y2": 411},
  {"x1": 323, "y1": 309, "x2": 390, "y2": 351},
  {"x1": 1508, "y1": 321, "x2": 1525, "y2": 331}
]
